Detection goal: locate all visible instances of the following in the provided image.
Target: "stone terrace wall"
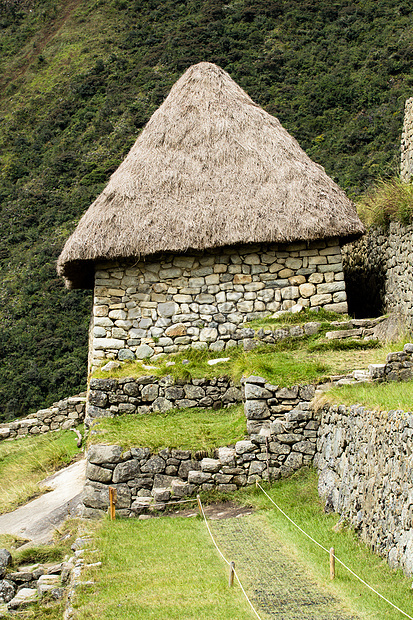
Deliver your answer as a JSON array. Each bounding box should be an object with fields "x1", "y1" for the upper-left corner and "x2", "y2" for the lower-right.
[
  {"x1": 401, "y1": 97, "x2": 413, "y2": 182},
  {"x1": 316, "y1": 403, "x2": 413, "y2": 576},
  {"x1": 343, "y1": 222, "x2": 413, "y2": 328},
  {"x1": 87, "y1": 376, "x2": 242, "y2": 424},
  {"x1": 0, "y1": 394, "x2": 86, "y2": 442},
  {"x1": 91, "y1": 238, "x2": 347, "y2": 369},
  {"x1": 82, "y1": 376, "x2": 319, "y2": 517}
]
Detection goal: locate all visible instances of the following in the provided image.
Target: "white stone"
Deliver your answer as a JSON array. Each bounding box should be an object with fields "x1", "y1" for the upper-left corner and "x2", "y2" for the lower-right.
[
  {"x1": 135, "y1": 344, "x2": 154, "y2": 359},
  {"x1": 158, "y1": 302, "x2": 178, "y2": 317},
  {"x1": 299, "y1": 283, "x2": 315, "y2": 298},
  {"x1": 310, "y1": 294, "x2": 332, "y2": 306},
  {"x1": 207, "y1": 357, "x2": 230, "y2": 366},
  {"x1": 94, "y1": 338, "x2": 125, "y2": 350},
  {"x1": 281, "y1": 286, "x2": 299, "y2": 300},
  {"x1": 199, "y1": 328, "x2": 218, "y2": 342},
  {"x1": 108, "y1": 309, "x2": 127, "y2": 320}
]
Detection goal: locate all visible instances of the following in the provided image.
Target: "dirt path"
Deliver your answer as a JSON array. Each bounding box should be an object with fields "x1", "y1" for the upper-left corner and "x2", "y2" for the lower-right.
[
  {"x1": 210, "y1": 513, "x2": 360, "y2": 620},
  {"x1": 0, "y1": 459, "x2": 86, "y2": 544}
]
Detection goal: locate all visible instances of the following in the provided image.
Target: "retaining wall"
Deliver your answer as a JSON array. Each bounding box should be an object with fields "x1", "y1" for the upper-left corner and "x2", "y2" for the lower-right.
[
  {"x1": 0, "y1": 394, "x2": 86, "y2": 441},
  {"x1": 316, "y1": 403, "x2": 413, "y2": 576},
  {"x1": 82, "y1": 376, "x2": 318, "y2": 518}
]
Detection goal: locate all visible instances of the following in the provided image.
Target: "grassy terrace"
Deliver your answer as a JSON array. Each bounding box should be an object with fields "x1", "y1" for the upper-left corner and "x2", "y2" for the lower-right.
[
  {"x1": 323, "y1": 379, "x2": 413, "y2": 412},
  {"x1": 74, "y1": 469, "x2": 413, "y2": 620},
  {"x1": 88, "y1": 404, "x2": 245, "y2": 452},
  {"x1": 92, "y1": 309, "x2": 402, "y2": 388}
]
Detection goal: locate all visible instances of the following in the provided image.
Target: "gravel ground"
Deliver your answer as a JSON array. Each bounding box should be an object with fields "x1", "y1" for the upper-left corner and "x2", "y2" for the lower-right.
[{"x1": 210, "y1": 513, "x2": 361, "y2": 620}]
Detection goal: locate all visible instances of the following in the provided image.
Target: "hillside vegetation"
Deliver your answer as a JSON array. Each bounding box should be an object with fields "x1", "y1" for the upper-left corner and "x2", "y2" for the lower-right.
[{"x1": 1, "y1": 0, "x2": 413, "y2": 420}]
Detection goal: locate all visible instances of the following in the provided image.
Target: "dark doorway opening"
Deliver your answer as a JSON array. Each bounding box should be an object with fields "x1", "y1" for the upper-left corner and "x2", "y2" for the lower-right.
[{"x1": 344, "y1": 263, "x2": 385, "y2": 318}]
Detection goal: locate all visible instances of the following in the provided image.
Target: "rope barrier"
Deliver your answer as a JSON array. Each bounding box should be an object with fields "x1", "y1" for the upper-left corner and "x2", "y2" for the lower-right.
[
  {"x1": 256, "y1": 482, "x2": 413, "y2": 620},
  {"x1": 197, "y1": 495, "x2": 263, "y2": 620}
]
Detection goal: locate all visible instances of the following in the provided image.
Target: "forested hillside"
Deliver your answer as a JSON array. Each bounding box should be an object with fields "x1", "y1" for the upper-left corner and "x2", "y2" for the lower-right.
[{"x1": 1, "y1": 0, "x2": 412, "y2": 421}]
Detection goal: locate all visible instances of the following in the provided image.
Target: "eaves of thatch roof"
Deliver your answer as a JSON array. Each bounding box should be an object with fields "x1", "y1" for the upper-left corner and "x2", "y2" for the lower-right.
[{"x1": 57, "y1": 62, "x2": 364, "y2": 289}]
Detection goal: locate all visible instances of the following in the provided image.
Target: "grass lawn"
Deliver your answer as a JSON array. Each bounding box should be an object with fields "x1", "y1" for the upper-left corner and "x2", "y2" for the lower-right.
[
  {"x1": 74, "y1": 517, "x2": 255, "y2": 620},
  {"x1": 244, "y1": 469, "x2": 413, "y2": 620},
  {"x1": 88, "y1": 404, "x2": 246, "y2": 451},
  {"x1": 323, "y1": 379, "x2": 413, "y2": 411},
  {"x1": 0, "y1": 429, "x2": 81, "y2": 514},
  {"x1": 74, "y1": 469, "x2": 413, "y2": 620}
]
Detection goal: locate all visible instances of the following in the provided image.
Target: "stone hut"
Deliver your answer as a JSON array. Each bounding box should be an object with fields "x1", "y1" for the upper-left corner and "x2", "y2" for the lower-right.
[{"x1": 57, "y1": 62, "x2": 364, "y2": 369}]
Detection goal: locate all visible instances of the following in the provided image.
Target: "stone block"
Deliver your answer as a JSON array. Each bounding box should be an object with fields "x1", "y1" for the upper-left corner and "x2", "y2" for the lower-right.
[
  {"x1": 135, "y1": 344, "x2": 154, "y2": 359},
  {"x1": 310, "y1": 294, "x2": 332, "y2": 306},
  {"x1": 87, "y1": 444, "x2": 123, "y2": 465},
  {"x1": 86, "y1": 463, "x2": 113, "y2": 484},
  {"x1": 244, "y1": 400, "x2": 270, "y2": 420},
  {"x1": 245, "y1": 384, "x2": 272, "y2": 399},
  {"x1": 113, "y1": 460, "x2": 141, "y2": 483},
  {"x1": 141, "y1": 456, "x2": 165, "y2": 474},
  {"x1": 218, "y1": 447, "x2": 236, "y2": 466},
  {"x1": 235, "y1": 440, "x2": 256, "y2": 454},
  {"x1": 94, "y1": 338, "x2": 125, "y2": 350},
  {"x1": 200, "y1": 328, "x2": 218, "y2": 342},
  {"x1": 188, "y1": 471, "x2": 211, "y2": 485},
  {"x1": 201, "y1": 458, "x2": 221, "y2": 473},
  {"x1": 299, "y1": 283, "x2": 316, "y2": 298}
]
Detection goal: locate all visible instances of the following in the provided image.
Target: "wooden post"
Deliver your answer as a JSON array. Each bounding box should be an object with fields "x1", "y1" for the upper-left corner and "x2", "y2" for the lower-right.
[
  {"x1": 197, "y1": 494, "x2": 202, "y2": 517},
  {"x1": 229, "y1": 561, "x2": 235, "y2": 587},
  {"x1": 265, "y1": 436, "x2": 270, "y2": 482},
  {"x1": 109, "y1": 486, "x2": 117, "y2": 521},
  {"x1": 330, "y1": 547, "x2": 335, "y2": 580}
]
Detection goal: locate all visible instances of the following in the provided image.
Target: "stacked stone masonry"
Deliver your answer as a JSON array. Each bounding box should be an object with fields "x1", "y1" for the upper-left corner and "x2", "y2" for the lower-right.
[
  {"x1": 316, "y1": 403, "x2": 413, "y2": 577},
  {"x1": 343, "y1": 221, "x2": 413, "y2": 330},
  {"x1": 87, "y1": 376, "x2": 242, "y2": 423},
  {"x1": 82, "y1": 376, "x2": 318, "y2": 518},
  {"x1": 91, "y1": 239, "x2": 347, "y2": 369},
  {"x1": 0, "y1": 394, "x2": 86, "y2": 442},
  {"x1": 401, "y1": 97, "x2": 413, "y2": 182}
]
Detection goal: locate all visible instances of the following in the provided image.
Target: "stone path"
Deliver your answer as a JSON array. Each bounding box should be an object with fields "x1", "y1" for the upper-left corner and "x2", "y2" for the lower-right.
[
  {"x1": 210, "y1": 513, "x2": 360, "y2": 620},
  {"x1": 0, "y1": 459, "x2": 86, "y2": 544}
]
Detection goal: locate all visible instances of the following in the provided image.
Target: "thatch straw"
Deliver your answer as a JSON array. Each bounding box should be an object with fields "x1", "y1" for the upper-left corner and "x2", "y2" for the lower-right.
[{"x1": 58, "y1": 62, "x2": 364, "y2": 289}]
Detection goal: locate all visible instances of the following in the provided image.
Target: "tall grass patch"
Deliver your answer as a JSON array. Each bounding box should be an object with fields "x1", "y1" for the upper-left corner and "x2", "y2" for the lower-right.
[
  {"x1": 357, "y1": 178, "x2": 413, "y2": 227},
  {"x1": 0, "y1": 430, "x2": 81, "y2": 514}
]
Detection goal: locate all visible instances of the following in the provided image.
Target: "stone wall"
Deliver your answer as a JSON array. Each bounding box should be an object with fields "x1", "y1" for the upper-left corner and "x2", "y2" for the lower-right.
[
  {"x1": 316, "y1": 402, "x2": 413, "y2": 576},
  {"x1": 0, "y1": 395, "x2": 86, "y2": 442},
  {"x1": 87, "y1": 376, "x2": 242, "y2": 424},
  {"x1": 343, "y1": 222, "x2": 413, "y2": 327},
  {"x1": 401, "y1": 97, "x2": 413, "y2": 182},
  {"x1": 91, "y1": 239, "x2": 347, "y2": 369},
  {"x1": 82, "y1": 376, "x2": 319, "y2": 517}
]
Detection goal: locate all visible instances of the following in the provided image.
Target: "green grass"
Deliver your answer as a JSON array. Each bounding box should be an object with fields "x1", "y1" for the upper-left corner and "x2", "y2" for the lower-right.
[
  {"x1": 356, "y1": 177, "x2": 413, "y2": 227},
  {"x1": 88, "y1": 404, "x2": 246, "y2": 452},
  {"x1": 308, "y1": 339, "x2": 380, "y2": 352},
  {"x1": 242, "y1": 469, "x2": 413, "y2": 620},
  {"x1": 247, "y1": 307, "x2": 349, "y2": 328},
  {"x1": 93, "y1": 334, "x2": 400, "y2": 389},
  {"x1": 74, "y1": 469, "x2": 413, "y2": 620},
  {"x1": 74, "y1": 517, "x2": 255, "y2": 620},
  {"x1": 324, "y1": 379, "x2": 413, "y2": 412},
  {"x1": 0, "y1": 429, "x2": 82, "y2": 514}
]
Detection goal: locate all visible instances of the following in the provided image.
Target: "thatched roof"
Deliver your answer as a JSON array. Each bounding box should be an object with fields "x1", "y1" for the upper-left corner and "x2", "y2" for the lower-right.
[{"x1": 58, "y1": 62, "x2": 364, "y2": 289}]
